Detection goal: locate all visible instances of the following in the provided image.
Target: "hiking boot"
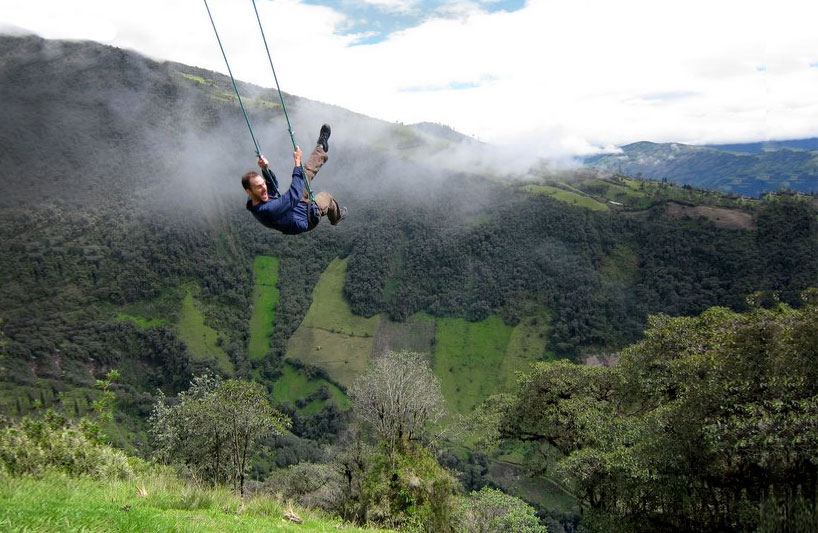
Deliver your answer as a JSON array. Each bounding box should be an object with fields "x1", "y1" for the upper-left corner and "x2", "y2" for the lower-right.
[
  {"x1": 317, "y1": 124, "x2": 331, "y2": 152},
  {"x1": 331, "y1": 206, "x2": 348, "y2": 226}
]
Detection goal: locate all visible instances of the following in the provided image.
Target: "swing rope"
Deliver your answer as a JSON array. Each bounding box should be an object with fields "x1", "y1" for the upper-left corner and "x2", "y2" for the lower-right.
[
  {"x1": 202, "y1": 0, "x2": 262, "y2": 159},
  {"x1": 250, "y1": 0, "x2": 316, "y2": 203}
]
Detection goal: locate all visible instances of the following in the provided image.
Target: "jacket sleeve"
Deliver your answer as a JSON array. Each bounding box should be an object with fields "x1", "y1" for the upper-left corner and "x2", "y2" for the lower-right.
[
  {"x1": 261, "y1": 167, "x2": 280, "y2": 198},
  {"x1": 288, "y1": 166, "x2": 305, "y2": 201}
]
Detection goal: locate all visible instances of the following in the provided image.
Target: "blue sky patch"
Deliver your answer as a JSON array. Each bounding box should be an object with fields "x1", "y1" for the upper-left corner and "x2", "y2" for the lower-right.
[
  {"x1": 301, "y1": 0, "x2": 526, "y2": 45},
  {"x1": 810, "y1": 61, "x2": 818, "y2": 69},
  {"x1": 400, "y1": 74, "x2": 497, "y2": 92}
]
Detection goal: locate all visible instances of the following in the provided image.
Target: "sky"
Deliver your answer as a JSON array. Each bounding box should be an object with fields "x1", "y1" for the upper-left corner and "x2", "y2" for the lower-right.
[{"x1": 2, "y1": 0, "x2": 818, "y2": 158}]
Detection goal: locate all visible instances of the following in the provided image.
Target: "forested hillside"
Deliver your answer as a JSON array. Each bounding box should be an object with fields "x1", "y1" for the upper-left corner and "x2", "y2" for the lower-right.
[
  {"x1": 2, "y1": 33, "x2": 817, "y2": 421},
  {"x1": 1, "y1": 35, "x2": 818, "y2": 530}
]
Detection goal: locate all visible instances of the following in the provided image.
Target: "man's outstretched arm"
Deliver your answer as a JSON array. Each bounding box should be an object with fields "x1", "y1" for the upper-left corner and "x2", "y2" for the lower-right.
[{"x1": 257, "y1": 155, "x2": 280, "y2": 197}]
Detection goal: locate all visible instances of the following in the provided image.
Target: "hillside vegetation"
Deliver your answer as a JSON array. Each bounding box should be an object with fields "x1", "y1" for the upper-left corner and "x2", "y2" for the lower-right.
[{"x1": 1, "y1": 35, "x2": 817, "y2": 532}]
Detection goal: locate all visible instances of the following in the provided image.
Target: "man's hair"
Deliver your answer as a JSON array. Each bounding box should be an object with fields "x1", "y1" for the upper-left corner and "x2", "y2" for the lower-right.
[{"x1": 241, "y1": 171, "x2": 261, "y2": 191}]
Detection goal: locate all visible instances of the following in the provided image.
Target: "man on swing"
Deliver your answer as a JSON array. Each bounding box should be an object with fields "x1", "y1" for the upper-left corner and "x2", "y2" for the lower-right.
[{"x1": 242, "y1": 124, "x2": 346, "y2": 235}]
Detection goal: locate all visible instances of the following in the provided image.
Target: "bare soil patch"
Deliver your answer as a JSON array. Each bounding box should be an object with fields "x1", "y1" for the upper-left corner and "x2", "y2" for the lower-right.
[{"x1": 665, "y1": 202, "x2": 756, "y2": 230}]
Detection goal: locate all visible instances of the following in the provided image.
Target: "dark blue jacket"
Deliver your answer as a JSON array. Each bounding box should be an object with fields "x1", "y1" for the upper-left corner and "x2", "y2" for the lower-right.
[{"x1": 246, "y1": 166, "x2": 317, "y2": 235}]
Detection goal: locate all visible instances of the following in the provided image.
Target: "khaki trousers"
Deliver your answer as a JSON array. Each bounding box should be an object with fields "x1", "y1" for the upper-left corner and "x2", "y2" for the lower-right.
[{"x1": 301, "y1": 145, "x2": 342, "y2": 227}]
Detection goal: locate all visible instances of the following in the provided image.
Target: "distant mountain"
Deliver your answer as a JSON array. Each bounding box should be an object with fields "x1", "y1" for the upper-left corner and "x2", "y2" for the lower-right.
[
  {"x1": 705, "y1": 138, "x2": 818, "y2": 154},
  {"x1": 410, "y1": 122, "x2": 480, "y2": 144},
  {"x1": 585, "y1": 140, "x2": 818, "y2": 196}
]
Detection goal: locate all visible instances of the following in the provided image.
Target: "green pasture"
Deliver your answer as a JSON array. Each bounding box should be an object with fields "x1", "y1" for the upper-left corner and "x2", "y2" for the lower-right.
[
  {"x1": 432, "y1": 311, "x2": 548, "y2": 415},
  {"x1": 289, "y1": 257, "x2": 551, "y2": 414},
  {"x1": 177, "y1": 285, "x2": 233, "y2": 374},
  {"x1": 272, "y1": 363, "x2": 350, "y2": 413},
  {"x1": 248, "y1": 256, "x2": 280, "y2": 361},
  {"x1": 500, "y1": 307, "x2": 552, "y2": 386},
  {"x1": 522, "y1": 184, "x2": 609, "y2": 211},
  {"x1": 286, "y1": 258, "x2": 379, "y2": 388}
]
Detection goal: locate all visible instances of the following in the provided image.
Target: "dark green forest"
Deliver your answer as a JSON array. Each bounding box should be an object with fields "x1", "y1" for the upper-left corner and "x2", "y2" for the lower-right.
[{"x1": 1, "y1": 35, "x2": 817, "y2": 531}]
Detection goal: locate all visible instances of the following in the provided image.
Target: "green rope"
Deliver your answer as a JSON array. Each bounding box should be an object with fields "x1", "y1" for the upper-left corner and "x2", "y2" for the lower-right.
[
  {"x1": 203, "y1": 0, "x2": 261, "y2": 159},
  {"x1": 251, "y1": 0, "x2": 316, "y2": 203}
]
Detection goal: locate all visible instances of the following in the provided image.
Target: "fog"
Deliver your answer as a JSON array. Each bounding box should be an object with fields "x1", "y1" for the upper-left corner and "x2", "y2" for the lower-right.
[{"x1": 0, "y1": 34, "x2": 577, "y2": 229}]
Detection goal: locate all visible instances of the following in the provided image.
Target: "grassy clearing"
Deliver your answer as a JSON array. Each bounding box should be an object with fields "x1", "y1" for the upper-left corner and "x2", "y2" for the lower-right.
[
  {"x1": 287, "y1": 260, "x2": 551, "y2": 417},
  {"x1": 117, "y1": 313, "x2": 167, "y2": 328},
  {"x1": 522, "y1": 184, "x2": 609, "y2": 211},
  {"x1": 373, "y1": 313, "x2": 436, "y2": 355},
  {"x1": 433, "y1": 309, "x2": 550, "y2": 416},
  {"x1": 249, "y1": 256, "x2": 280, "y2": 361},
  {"x1": 432, "y1": 316, "x2": 514, "y2": 415},
  {"x1": 177, "y1": 285, "x2": 234, "y2": 374},
  {"x1": 286, "y1": 258, "x2": 379, "y2": 388},
  {"x1": 114, "y1": 289, "x2": 178, "y2": 328},
  {"x1": 0, "y1": 472, "x2": 386, "y2": 532},
  {"x1": 298, "y1": 258, "x2": 380, "y2": 337},
  {"x1": 272, "y1": 363, "x2": 350, "y2": 413},
  {"x1": 500, "y1": 307, "x2": 551, "y2": 389}
]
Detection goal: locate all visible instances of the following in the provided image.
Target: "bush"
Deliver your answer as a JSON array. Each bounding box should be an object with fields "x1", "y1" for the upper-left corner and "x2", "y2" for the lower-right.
[
  {"x1": 264, "y1": 462, "x2": 345, "y2": 512},
  {"x1": 456, "y1": 487, "x2": 547, "y2": 533},
  {"x1": 0, "y1": 410, "x2": 133, "y2": 479},
  {"x1": 361, "y1": 444, "x2": 459, "y2": 532}
]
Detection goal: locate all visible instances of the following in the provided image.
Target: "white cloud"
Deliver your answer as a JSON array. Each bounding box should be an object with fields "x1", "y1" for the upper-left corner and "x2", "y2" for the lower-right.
[
  {"x1": 2, "y1": 0, "x2": 817, "y2": 159},
  {"x1": 357, "y1": 0, "x2": 419, "y2": 13}
]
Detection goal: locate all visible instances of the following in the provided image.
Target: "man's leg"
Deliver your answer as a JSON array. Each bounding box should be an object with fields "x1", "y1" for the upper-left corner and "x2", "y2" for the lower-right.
[
  {"x1": 303, "y1": 145, "x2": 328, "y2": 182},
  {"x1": 313, "y1": 191, "x2": 344, "y2": 225},
  {"x1": 300, "y1": 125, "x2": 332, "y2": 202}
]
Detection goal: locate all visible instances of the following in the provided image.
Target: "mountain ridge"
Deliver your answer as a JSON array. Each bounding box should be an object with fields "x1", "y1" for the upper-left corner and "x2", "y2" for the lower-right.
[{"x1": 585, "y1": 139, "x2": 818, "y2": 196}]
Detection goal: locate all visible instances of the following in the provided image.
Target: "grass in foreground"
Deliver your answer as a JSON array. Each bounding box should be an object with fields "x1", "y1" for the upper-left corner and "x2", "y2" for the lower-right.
[{"x1": 0, "y1": 472, "x2": 388, "y2": 533}]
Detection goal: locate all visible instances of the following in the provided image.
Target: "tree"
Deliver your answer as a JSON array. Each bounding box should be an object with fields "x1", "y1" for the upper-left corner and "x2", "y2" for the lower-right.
[
  {"x1": 150, "y1": 375, "x2": 290, "y2": 495},
  {"x1": 214, "y1": 378, "x2": 290, "y2": 495},
  {"x1": 348, "y1": 350, "x2": 445, "y2": 457},
  {"x1": 345, "y1": 351, "x2": 457, "y2": 531},
  {"x1": 491, "y1": 297, "x2": 818, "y2": 532}
]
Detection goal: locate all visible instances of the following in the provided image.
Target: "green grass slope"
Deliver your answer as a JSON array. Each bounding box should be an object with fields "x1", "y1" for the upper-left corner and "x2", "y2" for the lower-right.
[
  {"x1": 522, "y1": 184, "x2": 609, "y2": 211},
  {"x1": 272, "y1": 363, "x2": 350, "y2": 413},
  {"x1": 288, "y1": 259, "x2": 551, "y2": 414},
  {"x1": 286, "y1": 258, "x2": 379, "y2": 388},
  {"x1": 0, "y1": 472, "x2": 387, "y2": 532},
  {"x1": 248, "y1": 256, "x2": 280, "y2": 361},
  {"x1": 177, "y1": 284, "x2": 233, "y2": 374},
  {"x1": 433, "y1": 313, "x2": 548, "y2": 415}
]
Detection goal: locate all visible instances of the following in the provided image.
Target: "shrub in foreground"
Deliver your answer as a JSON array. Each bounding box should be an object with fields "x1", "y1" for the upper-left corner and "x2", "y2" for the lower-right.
[{"x1": 0, "y1": 410, "x2": 133, "y2": 479}]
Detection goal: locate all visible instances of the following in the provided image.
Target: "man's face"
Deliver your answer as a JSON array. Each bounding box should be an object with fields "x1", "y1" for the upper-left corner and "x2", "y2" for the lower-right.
[{"x1": 246, "y1": 174, "x2": 268, "y2": 203}]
